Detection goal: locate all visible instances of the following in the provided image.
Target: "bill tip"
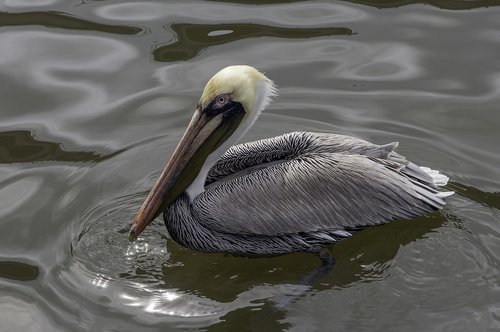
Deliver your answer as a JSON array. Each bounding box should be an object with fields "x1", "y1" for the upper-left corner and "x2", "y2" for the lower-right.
[{"x1": 128, "y1": 227, "x2": 137, "y2": 242}]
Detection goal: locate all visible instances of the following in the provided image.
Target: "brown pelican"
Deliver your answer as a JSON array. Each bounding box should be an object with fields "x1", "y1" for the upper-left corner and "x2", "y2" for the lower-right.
[{"x1": 128, "y1": 65, "x2": 453, "y2": 259}]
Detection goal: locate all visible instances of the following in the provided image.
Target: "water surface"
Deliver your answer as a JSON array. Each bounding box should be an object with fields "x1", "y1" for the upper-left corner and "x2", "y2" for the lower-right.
[{"x1": 1, "y1": 1, "x2": 500, "y2": 331}]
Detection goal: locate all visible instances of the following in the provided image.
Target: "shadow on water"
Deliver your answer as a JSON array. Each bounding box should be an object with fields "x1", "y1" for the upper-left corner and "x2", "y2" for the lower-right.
[
  {"x1": 160, "y1": 213, "x2": 446, "y2": 301},
  {"x1": 448, "y1": 182, "x2": 500, "y2": 210},
  {"x1": 0, "y1": 11, "x2": 143, "y2": 35},
  {"x1": 154, "y1": 23, "x2": 354, "y2": 62},
  {"x1": 160, "y1": 213, "x2": 446, "y2": 330},
  {"x1": 0, "y1": 130, "x2": 122, "y2": 164},
  {"x1": 210, "y1": 0, "x2": 500, "y2": 10},
  {"x1": 209, "y1": 302, "x2": 291, "y2": 331}
]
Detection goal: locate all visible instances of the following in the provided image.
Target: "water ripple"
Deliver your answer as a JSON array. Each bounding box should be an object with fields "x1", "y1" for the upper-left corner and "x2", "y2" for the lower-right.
[
  {"x1": 0, "y1": 11, "x2": 143, "y2": 35},
  {"x1": 154, "y1": 23, "x2": 354, "y2": 62},
  {"x1": 344, "y1": 0, "x2": 500, "y2": 10},
  {"x1": 1, "y1": 1, "x2": 500, "y2": 330},
  {"x1": 66, "y1": 191, "x2": 228, "y2": 319},
  {"x1": 1, "y1": 0, "x2": 59, "y2": 9},
  {"x1": 96, "y1": 1, "x2": 366, "y2": 24}
]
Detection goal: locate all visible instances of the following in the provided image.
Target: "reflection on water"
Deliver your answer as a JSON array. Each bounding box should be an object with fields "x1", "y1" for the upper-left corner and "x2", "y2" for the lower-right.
[
  {"x1": 154, "y1": 23, "x2": 354, "y2": 61},
  {"x1": 1, "y1": 0, "x2": 500, "y2": 331},
  {"x1": 0, "y1": 11, "x2": 143, "y2": 35},
  {"x1": 345, "y1": 0, "x2": 500, "y2": 10},
  {"x1": 0, "y1": 261, "x2": 39, "y2": 281},
  {"x1": 448, "y1": 182, "x2": 500, "y2": 210},
  {"x1": 214, "y1": 0, "x2": 500, "y2": 10},
  {"x1": 0, "y1": 130, "x2": 122, "y2": 163}
]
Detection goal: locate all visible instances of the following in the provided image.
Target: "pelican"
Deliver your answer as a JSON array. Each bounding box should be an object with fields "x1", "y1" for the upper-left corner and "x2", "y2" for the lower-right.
[{"x1": 128, "y1": 65, "x2": 453, "y2": 260}]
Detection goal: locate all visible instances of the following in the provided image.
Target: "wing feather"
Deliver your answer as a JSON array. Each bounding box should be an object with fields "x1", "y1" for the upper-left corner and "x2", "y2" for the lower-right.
[
  {"x1": 206, "y1": 131, "x2": 398, "y2": 185},
  {"x1": 194, "y1": 152, "x2": 445, "y2": 236}
]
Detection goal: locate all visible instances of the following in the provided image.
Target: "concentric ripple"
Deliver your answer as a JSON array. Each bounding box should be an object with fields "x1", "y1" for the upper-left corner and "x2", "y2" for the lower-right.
[{"x1": 67, "y1": 192, "x2": 226, "y2": 319}]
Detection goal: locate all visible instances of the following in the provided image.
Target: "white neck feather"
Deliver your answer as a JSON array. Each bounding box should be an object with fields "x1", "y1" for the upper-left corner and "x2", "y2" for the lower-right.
[{"x1": 185, "y1": 79, "x2": 276, "y2": 199}]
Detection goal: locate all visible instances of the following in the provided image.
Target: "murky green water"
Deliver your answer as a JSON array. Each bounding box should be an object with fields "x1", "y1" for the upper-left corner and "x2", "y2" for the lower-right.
[{"x1": 1, "y1": 1, "x2": 500, "y2": 331}]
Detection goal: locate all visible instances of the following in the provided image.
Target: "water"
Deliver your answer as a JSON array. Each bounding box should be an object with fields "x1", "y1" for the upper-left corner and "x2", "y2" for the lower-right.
[{"x1": 1, "y1": 1, "x2": 500, "y2": 331}]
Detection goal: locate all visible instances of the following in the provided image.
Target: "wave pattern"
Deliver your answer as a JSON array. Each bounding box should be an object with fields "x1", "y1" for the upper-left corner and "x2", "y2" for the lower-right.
[{"x1": 0, "y1": 1, "x2": 499, "y2": 331}]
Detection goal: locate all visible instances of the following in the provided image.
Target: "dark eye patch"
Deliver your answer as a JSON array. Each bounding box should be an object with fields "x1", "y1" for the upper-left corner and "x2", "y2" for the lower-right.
[{"x1": 203, "y1": 99, "x2": 244, "y2": 117}]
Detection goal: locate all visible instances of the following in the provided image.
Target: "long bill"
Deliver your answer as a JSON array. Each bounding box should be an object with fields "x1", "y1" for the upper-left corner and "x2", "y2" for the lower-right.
[{"x1": 128, "y1": 105, "x2": 245, "y2": 241}]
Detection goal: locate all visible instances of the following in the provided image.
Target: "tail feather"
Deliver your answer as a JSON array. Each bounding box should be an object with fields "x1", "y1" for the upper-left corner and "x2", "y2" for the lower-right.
[
  {"x1": 419, "y1": 166, "x2": 454, "y2": 198},
  {"x1": 389, "y1": 149, "x2": 454, "y2": 203},
  {"x1": 419, "y1": 166, "x2": 449, "y2": 187},
  {"x1": 436, "y1": 191, "x2": 454, "y2": 198}
]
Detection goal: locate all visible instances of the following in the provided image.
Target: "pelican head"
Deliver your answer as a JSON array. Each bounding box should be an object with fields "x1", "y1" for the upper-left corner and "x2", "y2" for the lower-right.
[{"x1": 129, "y1": 65, "x2": 276, "y2": 241}]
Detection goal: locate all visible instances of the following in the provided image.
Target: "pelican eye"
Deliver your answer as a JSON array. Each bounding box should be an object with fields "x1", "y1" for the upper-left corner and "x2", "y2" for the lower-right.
[
  {"x1": 214, "y1": 94, "x2": 230, "y2": 108},
  {"x1": 203, "y1": 93, "x2": 241, "y2": 116}
]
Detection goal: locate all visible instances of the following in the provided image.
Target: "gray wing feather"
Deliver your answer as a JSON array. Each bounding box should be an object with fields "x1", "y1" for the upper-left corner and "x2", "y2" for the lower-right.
[
  {"x1": 206, "y1": 131, "x2": 398, "y2": 185},
  {"x1": 195, "y1": 151, "x2": 445, "y2": 237}
]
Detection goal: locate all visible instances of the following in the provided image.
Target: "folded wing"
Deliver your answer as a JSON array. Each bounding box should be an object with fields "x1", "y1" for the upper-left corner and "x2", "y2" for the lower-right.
[{"x1": 195, "y1": 150, "x2": 447, "y2": 237}]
